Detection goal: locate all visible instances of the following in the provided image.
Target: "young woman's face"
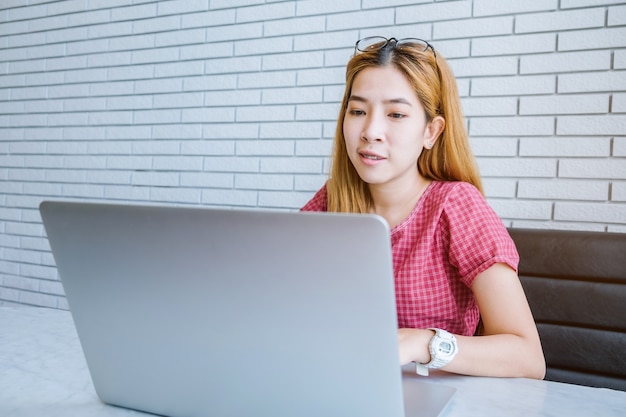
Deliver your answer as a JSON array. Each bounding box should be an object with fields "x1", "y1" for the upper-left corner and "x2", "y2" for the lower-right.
[{"x1": 343, "y1": 65, "x2": 435, "y2": 189}]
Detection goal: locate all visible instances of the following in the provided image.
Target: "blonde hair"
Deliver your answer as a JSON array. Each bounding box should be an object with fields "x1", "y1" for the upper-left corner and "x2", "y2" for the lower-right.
[{"x1": 327, "y1": 40, "x2": 483, "y2": 213}]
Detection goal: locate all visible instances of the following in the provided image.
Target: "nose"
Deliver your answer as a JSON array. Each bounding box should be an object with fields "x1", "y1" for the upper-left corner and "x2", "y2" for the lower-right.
[{"x1": 361, "y1": 112, "x2": 384, "y2": 143}]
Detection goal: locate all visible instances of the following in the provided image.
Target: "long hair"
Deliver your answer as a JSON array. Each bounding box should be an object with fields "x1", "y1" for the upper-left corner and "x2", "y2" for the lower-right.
[{"x1": 327, "y1": 40, "x2": 483, "y2": 213}]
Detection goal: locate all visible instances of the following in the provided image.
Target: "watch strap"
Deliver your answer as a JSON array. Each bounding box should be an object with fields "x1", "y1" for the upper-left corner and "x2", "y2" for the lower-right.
[{"x1": 415, "y1": 328, "x2": 458, "y2": 376}]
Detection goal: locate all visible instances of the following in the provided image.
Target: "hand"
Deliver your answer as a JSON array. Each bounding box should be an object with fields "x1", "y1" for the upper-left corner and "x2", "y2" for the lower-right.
[{"x1": 398, "y1": 328, "x2": 435, "y2": 366}]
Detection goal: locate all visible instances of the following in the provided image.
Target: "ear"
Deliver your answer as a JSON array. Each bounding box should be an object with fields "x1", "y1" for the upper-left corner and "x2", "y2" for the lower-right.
[{"x1": 423, "y1": 116, "x2": 445, "y2": 149}]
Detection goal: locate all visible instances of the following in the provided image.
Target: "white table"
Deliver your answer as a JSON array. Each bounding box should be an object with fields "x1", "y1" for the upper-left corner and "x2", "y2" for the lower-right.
[{"x1": 2, "y1": 305, "x2": 625, "y2": 417}]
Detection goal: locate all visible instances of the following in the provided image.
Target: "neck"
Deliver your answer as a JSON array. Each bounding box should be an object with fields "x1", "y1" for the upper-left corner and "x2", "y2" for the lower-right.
[{"x1": 369, "y1": 176, "x2": 431, "y2": 228}]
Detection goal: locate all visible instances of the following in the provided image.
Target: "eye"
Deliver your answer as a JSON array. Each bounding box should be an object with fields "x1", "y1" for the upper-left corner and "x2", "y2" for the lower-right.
[
  {"x1": 348, "y1": 109, "x2": 365, "y2": 116},
  {"x1": 389, "y1": 112, "x2": 406, "y2": 119}
]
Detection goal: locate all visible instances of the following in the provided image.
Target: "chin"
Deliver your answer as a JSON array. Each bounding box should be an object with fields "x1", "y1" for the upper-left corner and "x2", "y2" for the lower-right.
[
  {"x1": 351, "y1": 163, "x2": 390, "y2": 186},
  {"x1": 357, "y1": 175, "x2": 387, "y2": 186}
]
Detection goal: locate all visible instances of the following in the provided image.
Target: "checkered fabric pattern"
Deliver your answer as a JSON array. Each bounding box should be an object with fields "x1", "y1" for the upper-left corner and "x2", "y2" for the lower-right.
[{"x1": 301, "y1": 181, "x2": 519, "y2": 336}]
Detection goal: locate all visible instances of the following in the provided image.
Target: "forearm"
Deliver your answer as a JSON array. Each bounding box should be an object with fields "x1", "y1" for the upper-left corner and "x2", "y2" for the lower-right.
[
  {"x1": 447, "y1": 333, "x2": 545, "y2": 379},
  {"x1": 399, "y1": 328, "x2": 546, "y2": 379}
]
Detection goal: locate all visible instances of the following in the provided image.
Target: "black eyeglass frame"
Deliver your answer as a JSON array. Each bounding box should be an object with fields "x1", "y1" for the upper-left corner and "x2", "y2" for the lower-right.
[{"x1": 353, "y1": 36, "x2": 437, "y2": 60}]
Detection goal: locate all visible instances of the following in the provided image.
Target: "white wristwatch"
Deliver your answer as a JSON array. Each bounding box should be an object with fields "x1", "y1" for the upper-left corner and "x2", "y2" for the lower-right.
[{"x1": 415, "y1": 328, "x2": 458, "y2": 376}]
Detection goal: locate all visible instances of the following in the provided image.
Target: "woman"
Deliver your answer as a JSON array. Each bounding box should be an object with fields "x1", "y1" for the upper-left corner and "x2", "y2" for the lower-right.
[{"x1": 301, "y1": 36, "x2": 546, "y2": 379}]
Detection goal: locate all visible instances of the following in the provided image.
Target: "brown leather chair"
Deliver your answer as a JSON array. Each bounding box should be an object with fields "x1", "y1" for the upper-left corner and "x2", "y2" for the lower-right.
[{"x1": 508, "y1": 228, "x2": 626, "y2": 391}]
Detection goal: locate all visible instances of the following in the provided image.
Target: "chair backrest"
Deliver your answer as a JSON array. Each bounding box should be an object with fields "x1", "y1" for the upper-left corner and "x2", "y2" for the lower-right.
[{"x1": 508, "y1": 228, "x2": 626, "y2": 391}]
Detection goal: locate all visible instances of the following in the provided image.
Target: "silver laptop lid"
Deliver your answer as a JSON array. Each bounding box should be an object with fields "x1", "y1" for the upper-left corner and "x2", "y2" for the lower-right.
[{"x1": 40, "y1": 201, "x2": 410, "y2": 417}]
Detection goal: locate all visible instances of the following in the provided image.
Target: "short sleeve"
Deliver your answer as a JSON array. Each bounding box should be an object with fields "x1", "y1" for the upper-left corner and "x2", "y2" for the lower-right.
[{"x1": 440, "y1": 183, "x2": 519, "y2": 287}]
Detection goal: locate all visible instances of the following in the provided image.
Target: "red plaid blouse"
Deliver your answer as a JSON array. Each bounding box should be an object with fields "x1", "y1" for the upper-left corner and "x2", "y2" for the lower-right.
[{"x1": 301, "y1": 181, "x2": 519, "y2": 336}]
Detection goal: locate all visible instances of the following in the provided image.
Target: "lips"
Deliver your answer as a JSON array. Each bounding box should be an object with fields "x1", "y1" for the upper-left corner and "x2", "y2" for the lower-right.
[
  {"x1": 357, "y1": 149, "x2": 386, "y2": 166},
  {"x1": 358, "y1": 150, "x2": 386, "y2": 160}
]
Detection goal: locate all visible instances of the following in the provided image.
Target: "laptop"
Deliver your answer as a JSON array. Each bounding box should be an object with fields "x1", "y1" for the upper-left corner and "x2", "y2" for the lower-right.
[{"x1": 39, "y1": 200, "x2": 455, "y2": 417}]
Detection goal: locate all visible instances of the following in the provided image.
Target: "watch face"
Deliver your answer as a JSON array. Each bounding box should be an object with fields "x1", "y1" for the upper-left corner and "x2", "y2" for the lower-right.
[
  {"x1": 438, "y1": 341, "x2": 453, "y2": 355},
  {"x1": 428, "y1": 330, "x2": 458, "y2": 368}
]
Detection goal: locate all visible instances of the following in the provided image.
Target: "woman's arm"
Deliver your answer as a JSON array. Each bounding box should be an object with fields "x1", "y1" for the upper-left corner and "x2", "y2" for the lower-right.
[{"x1": 398, "y1": 262, "x2": 546, "y2": 379}]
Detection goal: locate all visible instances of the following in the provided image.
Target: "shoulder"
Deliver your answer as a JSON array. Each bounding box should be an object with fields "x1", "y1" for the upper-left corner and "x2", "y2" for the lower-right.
[
  {"x1": 300, "y1": 183, "x2": 328, "y2": 212},
  {"x1": 422, "y1": 181, "x2": 485, "y2": 215},
  {"x1": 426, "y1": 181, "x2": 506, "y2": 235},
  {"x1": 430, "y1": 180, "x2": 482, "y2": 200}
]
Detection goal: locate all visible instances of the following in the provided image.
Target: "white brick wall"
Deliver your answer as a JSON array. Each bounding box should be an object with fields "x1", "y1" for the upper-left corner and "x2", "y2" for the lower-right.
[{"x1": 1, "y1": 0, "x2": 625, "y2": 309}]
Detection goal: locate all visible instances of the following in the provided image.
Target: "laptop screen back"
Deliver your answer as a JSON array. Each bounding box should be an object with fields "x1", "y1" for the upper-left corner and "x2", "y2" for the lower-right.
[{"x1": 41, "y1": 201, "x2": 409, "y2": 417}]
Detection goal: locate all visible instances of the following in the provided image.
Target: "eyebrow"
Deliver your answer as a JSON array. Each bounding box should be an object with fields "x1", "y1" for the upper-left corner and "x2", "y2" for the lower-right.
[{"x1": 348, "y1": 95, "x2": 413, "y2": 106}]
